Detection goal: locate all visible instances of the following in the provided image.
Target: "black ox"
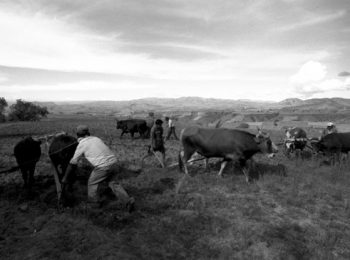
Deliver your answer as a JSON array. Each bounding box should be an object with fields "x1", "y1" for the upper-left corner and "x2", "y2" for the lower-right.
[
  {"x1": 0, "y1": 137, "x2": 42, "y2": 189},
  {"x1": 116, "y1": 119, "x2": 149, "y2": 139},
  {"x1": 49, "y1": 134, "x2": 78, "y2": 181},
  {"x1": 311, "y1": 132, "x2": 350, "y2": 164},
  {"x1": 178, "y1": 126, "x2": 278, "y2": 182},
  {"x1": 13, "y1": 137, "x2": 41, "y2": 189}
]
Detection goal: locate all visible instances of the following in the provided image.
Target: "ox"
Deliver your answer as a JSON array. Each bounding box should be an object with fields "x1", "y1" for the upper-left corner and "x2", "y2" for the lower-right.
[
  {"x1": 49, "y1": 134, "x2": 78, "y2": 181},
  {"x1": 13, "y1": 137, "x2": 41, "y2": 189},
  {"x1": 48, "y1": 133, "x2": 78, "y2": 203},
  {"x1": 178, "y1": 126, "x2": 278, "y2": 182},
  {"x1": 116, "y1": 119, "x2": 149, "y2": 139},
  {"x1": 310, "y1": 132, "x2": 350, "y2": 165},
  {"x1": 284, "y1": 127, "x2": 308, "y2": 158}
]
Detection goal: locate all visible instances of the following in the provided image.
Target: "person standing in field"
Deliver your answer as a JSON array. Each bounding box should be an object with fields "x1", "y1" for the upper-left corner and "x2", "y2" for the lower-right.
[
  {"x1": 149, "y1": 119, "x2": 166, "y2": 167},
  {"x1": 146, "y1": 112, "x2": 155, "y2": 138},
  {"x1": 165, "y1": 116, "x2": 179, "y2": 140},
  {"x1": 62, "y1": 125, "x2": 135, "y2": 211}
]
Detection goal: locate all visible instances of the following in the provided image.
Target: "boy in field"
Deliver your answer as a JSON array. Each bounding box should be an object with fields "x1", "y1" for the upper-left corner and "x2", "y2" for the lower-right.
[{"x1": 142, "y1": 119, "x2": 166, "y2": 168}]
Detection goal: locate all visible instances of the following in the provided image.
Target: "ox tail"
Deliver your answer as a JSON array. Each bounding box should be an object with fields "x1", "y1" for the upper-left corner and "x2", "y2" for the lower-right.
[
  {"x1": 178, "y1": 150, "x2": 184, "y2": 172},
  {"x1": 0, "y1": 166, "x2": 19, "y2": 174}
]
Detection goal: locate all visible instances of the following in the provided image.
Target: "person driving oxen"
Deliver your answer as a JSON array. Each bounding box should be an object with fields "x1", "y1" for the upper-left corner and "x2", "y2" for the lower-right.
[
  {"x1": 322, "y1": 122, "x2": 338, "y2": 137},
  {"x1": 62, "y1": 125, "x2": 135, "y2": 211}
]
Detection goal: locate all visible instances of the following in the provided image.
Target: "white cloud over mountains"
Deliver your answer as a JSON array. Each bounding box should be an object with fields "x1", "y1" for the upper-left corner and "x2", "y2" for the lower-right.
[{"x1": 290, "y1": 61, "x2": 350, "y2": 97}]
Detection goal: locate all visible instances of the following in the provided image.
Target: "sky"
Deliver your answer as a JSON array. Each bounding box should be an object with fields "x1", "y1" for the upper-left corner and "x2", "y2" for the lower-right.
[{"x1": 1, "y1": 0, "x2": 350, "y2": 102}]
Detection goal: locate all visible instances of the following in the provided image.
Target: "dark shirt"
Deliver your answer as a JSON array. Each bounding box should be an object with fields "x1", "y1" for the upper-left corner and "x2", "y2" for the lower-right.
[{"x1": 151, "y1": 125, "x2": 164, "y2": 150}]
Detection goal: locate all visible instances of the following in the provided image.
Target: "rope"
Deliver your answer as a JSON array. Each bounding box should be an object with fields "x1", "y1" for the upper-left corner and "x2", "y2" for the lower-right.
[{"x1": 47, "y1": 142, "x2": 78, "y2": 156}]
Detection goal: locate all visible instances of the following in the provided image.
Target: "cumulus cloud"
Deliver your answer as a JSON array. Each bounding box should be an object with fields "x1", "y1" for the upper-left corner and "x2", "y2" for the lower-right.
[
  {"x1": 290, "y1": 61, "x2": 350, "y2": 97},
  {"x1": 290, "y1": 61, "x2": 327, "y2": 84}
]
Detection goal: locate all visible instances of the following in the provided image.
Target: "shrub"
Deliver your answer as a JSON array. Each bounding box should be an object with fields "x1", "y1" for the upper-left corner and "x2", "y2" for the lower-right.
[
  {"x1": 0, "y1": 97, "x2": 8, "y2": 122},
  {"x1": 8, "y1": 99, "x2": 49, "y2": 121}
]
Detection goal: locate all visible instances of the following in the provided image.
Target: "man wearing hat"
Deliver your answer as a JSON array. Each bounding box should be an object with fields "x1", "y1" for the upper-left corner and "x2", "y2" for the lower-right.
[
  {"x1": 62, "y1": 125, "x2": 135, "y2": 211},
  {"x1": 322, "y1": 122, "x2": 338, "y2": 137}
]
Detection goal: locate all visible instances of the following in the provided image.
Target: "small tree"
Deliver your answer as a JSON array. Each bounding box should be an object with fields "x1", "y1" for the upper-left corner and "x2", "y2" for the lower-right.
[
  {"x1": 0, "y1": 97, "x2": 8, "y2": 122},
  {"x1": 8, "y1": 99, "x2": 49, "y2": 121}
]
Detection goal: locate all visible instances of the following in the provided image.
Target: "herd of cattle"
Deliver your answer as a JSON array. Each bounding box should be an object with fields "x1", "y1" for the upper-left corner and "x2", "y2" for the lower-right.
[{"x1": 1, "y1": 118, "x2": 350, "y2": 197}]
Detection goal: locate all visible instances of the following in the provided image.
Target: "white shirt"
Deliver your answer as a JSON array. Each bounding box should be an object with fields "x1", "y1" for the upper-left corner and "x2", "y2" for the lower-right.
[
  {"x1": 168, "y1": 119, "x2": 174, "y2": 127},
  {"x1": 70, "y1": 136, "x2": 117, "y2": 168}
]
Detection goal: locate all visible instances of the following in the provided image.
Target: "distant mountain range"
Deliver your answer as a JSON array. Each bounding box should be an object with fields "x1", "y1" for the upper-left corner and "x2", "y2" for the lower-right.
[{"x1": 23, "y1": 97, "x2": 350, "y2": 115}]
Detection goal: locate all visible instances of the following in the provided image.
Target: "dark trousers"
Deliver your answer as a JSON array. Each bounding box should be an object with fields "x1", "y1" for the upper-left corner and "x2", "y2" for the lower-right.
[{"x1": 166, "y1": 127, "x2": 178, "y2": 140}]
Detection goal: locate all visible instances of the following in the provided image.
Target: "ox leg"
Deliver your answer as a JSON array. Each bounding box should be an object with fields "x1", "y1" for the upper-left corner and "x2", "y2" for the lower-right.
[
  {"x1": 204, "y1": 158, "x2": 209, "y2": 172},
  {"x1": 242, "y1": 168, "x2": 250, "y2": 183},
  {"x1": 120, "y1": 131, "x2": 125, "y2": 139},
  {"x1": 52, "y1": 164, "x2": 63, "y2": 205},
  {"x1": 182, "y1": 151, "x2": 190, "y2": 175},
  {"x1": 20, "y1": 167, "x2": 28, "y2": 188},
  {"x1": 182, "y1": 149, "x2": 195, "y2": 175},
  {"x1": 28, "y1": 164, "x2": 36, "y2": 188},
  {"x1": 218, "y1": 160, "x2": 228, "y2": 177},
  {"x1": 139, "y1": 127, "x2": 146, "y2": 139}
]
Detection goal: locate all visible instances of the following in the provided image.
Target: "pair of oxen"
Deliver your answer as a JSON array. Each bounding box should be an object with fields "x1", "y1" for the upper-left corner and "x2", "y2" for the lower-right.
[
  {"x1": 283, "y1": 127, "x2": 350, "y2": 164},
  {"x1": 0, "y1": 133, "x2": 77, "y2": 196}
]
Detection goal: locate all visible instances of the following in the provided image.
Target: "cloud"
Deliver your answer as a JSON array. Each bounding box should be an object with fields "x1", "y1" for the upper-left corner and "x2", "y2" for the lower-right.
[
  {"x1": 290, "y1": 61, "x2": 327, "y2": 84},
  {"x1": 338, "y1": 71, "x2": 350, "y2": 77},
  {"x1": 290, "y1": 61, "x2": 350, "y2": 97},
  {"x1": 275, "y1": 10, "x2": 346, "y2": 32}
]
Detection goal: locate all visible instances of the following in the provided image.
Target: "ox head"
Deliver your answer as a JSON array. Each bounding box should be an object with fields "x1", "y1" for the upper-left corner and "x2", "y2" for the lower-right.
[
  {"x1": 254, "y1": 129, "x2": 278, "y2": 158},
  {"x1": 309, "y1": 137, "x2": 323, "y2": 154}
]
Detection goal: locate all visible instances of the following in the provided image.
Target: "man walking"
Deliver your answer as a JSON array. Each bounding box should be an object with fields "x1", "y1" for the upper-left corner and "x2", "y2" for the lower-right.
[
  {"x1": 62, "y1": 125, "x2": 135, "y2": 211},
  {"x1": 165, "y1": 116, "x2": 179, "y2": 140}
]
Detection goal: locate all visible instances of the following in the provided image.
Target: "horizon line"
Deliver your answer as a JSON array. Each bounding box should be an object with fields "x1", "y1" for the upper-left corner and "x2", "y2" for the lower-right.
[{"x1": 3, "y1": 96, "x2": 344, "y2": 103}]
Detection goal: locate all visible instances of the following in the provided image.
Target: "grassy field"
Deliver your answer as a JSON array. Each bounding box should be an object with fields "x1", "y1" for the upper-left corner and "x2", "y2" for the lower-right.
[{"x1": 0, "y1": 115, "x2": 349, "y2": 259}]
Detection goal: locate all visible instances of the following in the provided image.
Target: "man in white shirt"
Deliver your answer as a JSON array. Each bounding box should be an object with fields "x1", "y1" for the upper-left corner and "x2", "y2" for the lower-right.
[
  {"x1": 165, "y1": 116, "x2": 179, "y2": 140},
  {"x1": 62, "y1": 125, "x2": 135, "y2": 211}
]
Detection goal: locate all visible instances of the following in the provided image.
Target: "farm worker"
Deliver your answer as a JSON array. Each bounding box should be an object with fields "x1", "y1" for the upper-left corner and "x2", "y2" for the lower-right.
[
  {"x1": 148, "y1": 112, "x2": 155, "y2": 127},
  {"x1": 145, "y1": 111, "x2": 155, "y2": 138},
  {"x1": 148, "y1": 119, "x2": 166, "y2": 167},
  {"x1": 62, "y1": 125, "x2": 135, "y2": 211},
  {"x1": 323, "y1": 122, "x2": 338, "y2": 136},
  {"x1": 165, "y1": 116, "x2": 179, "y2": 140}
]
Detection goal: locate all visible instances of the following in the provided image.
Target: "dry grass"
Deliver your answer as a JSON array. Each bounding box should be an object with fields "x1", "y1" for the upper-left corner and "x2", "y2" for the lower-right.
[{"x1": 0, "y1": 114, "x2": 350, "y2": 259}]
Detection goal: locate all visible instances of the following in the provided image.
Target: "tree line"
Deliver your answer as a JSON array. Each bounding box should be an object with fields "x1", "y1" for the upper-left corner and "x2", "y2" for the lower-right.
[{"x1": 0, "y1": 97, "x2": 49, "y2": 122}]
